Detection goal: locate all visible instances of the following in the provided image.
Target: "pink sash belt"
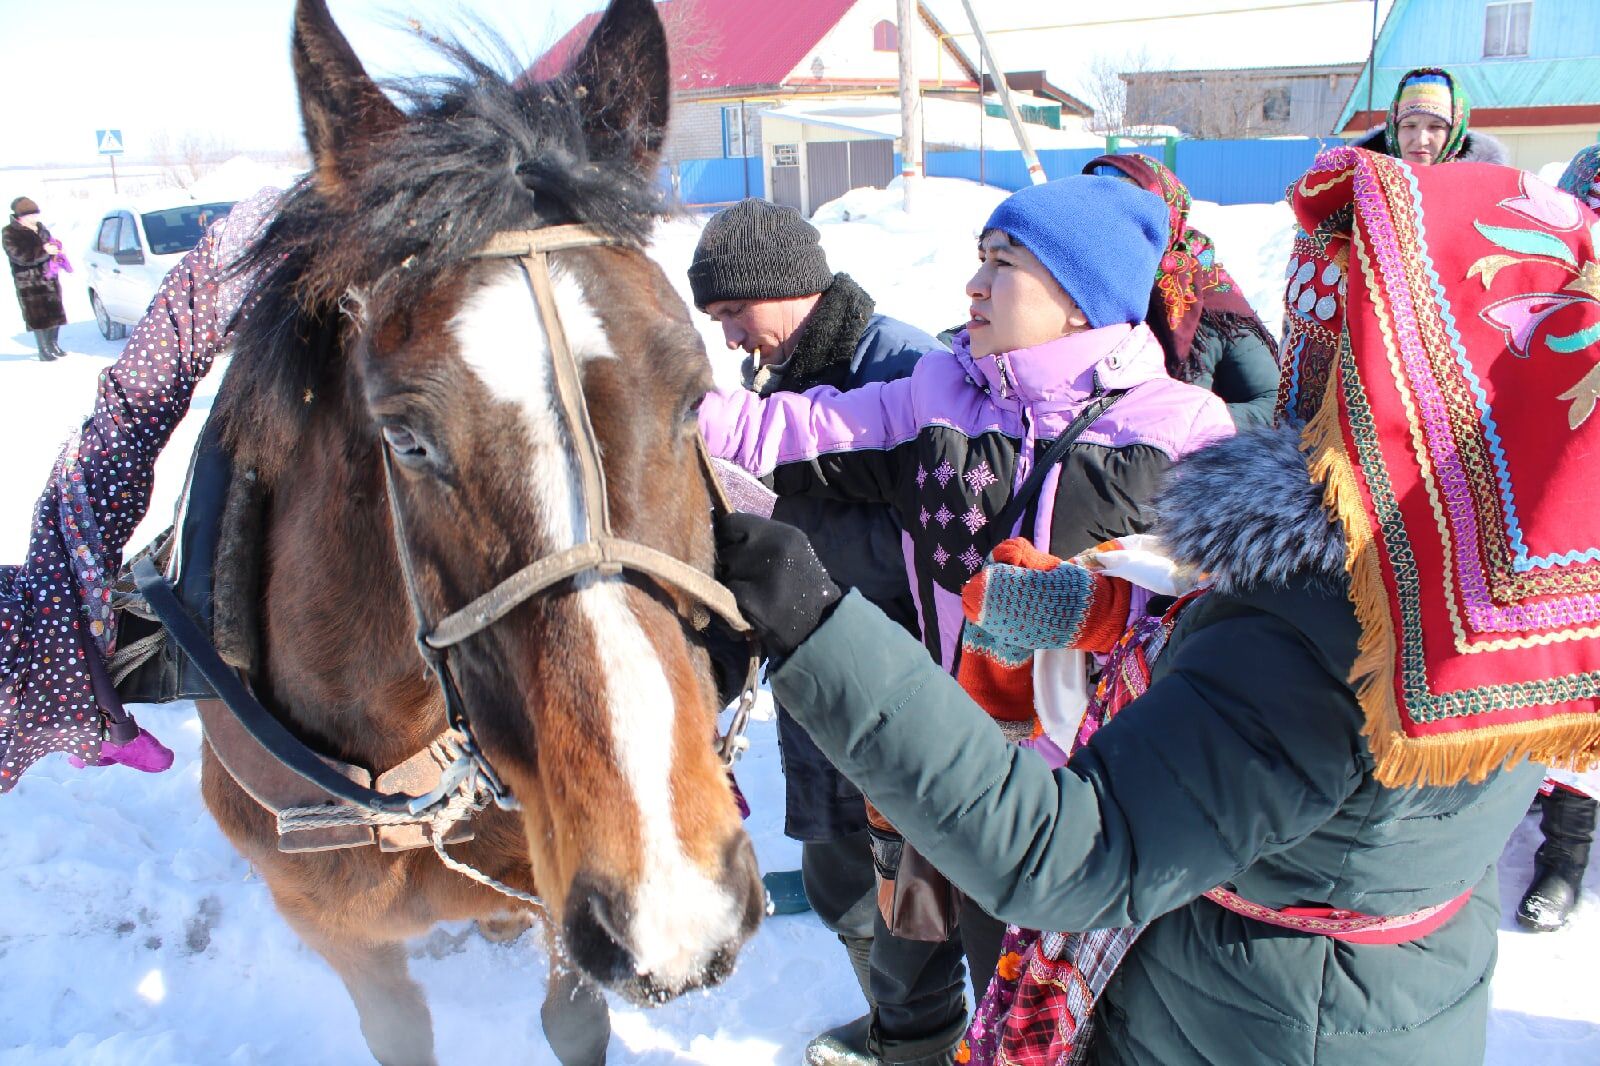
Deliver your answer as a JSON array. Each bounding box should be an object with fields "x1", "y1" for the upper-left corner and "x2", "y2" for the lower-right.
[{"x1": 1203, "y1": 885, "x2": 1473, "y2": 945}]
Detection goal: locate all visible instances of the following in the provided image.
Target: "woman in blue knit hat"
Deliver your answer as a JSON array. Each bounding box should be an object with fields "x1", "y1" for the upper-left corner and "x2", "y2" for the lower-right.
[{"x1": 700, "y1": 176, "x2": 1232, "y2": 1066}]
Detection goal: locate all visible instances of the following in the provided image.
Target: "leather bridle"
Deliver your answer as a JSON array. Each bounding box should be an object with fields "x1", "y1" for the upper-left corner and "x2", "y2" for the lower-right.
[{"x1": 378, "y1": 224, "x2": 760, "y2": 812}]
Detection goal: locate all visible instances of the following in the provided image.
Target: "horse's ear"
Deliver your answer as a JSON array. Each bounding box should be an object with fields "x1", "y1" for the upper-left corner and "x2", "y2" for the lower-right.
[
  {"x1": 292, "y1": 0, "x2": 404, "y2": 199},
  {"x1": 566, "y1": 0, "x2": 672, "y2": 170}
]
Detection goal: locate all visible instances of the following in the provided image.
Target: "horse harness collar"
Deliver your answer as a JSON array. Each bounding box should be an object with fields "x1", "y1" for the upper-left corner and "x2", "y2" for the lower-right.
[{"x1": 138, "y1": 224, "x2": 759, "y2": 894}]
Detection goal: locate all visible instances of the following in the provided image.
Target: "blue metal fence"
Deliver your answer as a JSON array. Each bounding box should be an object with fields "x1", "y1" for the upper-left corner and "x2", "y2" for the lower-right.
[
  {"x1": 925, "y1": 139, "x2": 1341, "y2": 205},
  {"x1": 665, "y1": 157, "x2": 764, "y2": 206},
  {"x1": 1169, "y1": 139, "x2": 1339, "y2": 205},
  {"x1": 665, "y1": 137, "x2": 1344, "y2": 210}
]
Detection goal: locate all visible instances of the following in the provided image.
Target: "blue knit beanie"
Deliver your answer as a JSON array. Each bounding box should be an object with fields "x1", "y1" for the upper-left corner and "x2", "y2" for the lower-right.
[{"x1": 982, "y1": 176, "x2": 1170, "y2": 328}]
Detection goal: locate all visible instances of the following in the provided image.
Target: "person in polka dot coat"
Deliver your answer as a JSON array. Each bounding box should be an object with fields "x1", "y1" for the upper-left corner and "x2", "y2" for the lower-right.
[{"x1": 0, "y1": 187, "x2": 281, "y2": 792}]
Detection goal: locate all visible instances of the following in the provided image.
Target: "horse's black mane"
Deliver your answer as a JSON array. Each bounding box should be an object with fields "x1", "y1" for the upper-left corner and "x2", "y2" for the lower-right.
[{"x1": 218, "y1": 30, "x2": 665, "y2": 475}]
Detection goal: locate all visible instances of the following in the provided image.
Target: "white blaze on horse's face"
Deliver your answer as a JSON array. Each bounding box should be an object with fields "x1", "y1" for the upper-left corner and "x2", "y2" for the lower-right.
[{"x1": 450, "y1": 262, "x2": 745, "y2": 989}]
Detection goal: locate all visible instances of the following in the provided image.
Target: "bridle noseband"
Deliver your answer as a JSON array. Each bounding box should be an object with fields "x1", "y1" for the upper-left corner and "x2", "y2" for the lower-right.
[{"x1": 379, "y1": 225, "x2": 759, "y2": 813}]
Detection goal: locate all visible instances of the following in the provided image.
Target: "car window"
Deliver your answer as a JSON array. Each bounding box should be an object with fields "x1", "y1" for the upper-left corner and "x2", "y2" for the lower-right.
[
  {"x1": 95, "y1": 217, "x2": 119, "y2": 254},
  {"x1": 116, "y1": 213, "x2": 141, "y2": 254},
  {"x1": 140, "y1": 201, "x2": 235, "y2": 256}
]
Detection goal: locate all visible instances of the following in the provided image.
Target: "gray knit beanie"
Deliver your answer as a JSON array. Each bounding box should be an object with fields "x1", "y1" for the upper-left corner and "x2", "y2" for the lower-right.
[{"x1": 688, "y1": 198, "x2": 833, "y2": 308}]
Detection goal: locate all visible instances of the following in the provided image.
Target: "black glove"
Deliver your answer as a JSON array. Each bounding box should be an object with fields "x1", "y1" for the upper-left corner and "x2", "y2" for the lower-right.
[{"x1": 713, "y1": 512, "x2": 843, "y2": 660}]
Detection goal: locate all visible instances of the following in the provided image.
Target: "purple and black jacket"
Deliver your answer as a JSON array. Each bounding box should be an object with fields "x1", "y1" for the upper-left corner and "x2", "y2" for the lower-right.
[{"x1": 701, "y1": 321, "x2": 1235, "y2": 670}]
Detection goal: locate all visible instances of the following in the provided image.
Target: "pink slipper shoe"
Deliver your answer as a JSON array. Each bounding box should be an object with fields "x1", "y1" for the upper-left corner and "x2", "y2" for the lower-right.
[{"x1": 69, "y1": 729, "x2": 175, "y2": 773}]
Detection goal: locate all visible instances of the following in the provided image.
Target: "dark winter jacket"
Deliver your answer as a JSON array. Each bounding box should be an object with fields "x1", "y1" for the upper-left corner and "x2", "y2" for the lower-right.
[
  {"x1": 702, "y1": 322, "x2": 1233, "y2": 671},
  {"x1": 771, "y1": 427, "x2": 1542, "y2": 1066},
  {"x1": 763, "y1": 273, "x2": 940, "y2": 842},
  {"x1": 1353, "y1": 125, "x2": 1511, "y2": 165},
  {"x1": 1167, "y1": 315, "x2": 1279, "y2": 429},
  {"x1": 3, "y1": 220, "x2": 67, "y2": 330}
]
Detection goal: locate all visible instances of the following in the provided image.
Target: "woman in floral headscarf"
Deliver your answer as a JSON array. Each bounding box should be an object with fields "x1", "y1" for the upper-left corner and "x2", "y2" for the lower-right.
[
  {"x1": 1353, "y1": 67, "x2": 1509, "y2": 166},
  {"x1": 1082, "y1": 154, "x2": 1280, "y2": 427}
]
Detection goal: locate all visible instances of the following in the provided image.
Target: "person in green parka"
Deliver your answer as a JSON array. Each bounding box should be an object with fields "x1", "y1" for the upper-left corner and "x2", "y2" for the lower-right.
[
  {"x1": 1081, "y1": 154, "x2": 1281, "y2": 428},
  {"x1": 706, "y1": 150, "x2": 1600, "y2": 1065}
]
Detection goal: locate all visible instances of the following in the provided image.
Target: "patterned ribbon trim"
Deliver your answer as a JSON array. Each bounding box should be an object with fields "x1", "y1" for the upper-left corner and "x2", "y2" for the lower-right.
[{"x1": 1203, "y1": 885, "x2": 1463, "y2": 936}]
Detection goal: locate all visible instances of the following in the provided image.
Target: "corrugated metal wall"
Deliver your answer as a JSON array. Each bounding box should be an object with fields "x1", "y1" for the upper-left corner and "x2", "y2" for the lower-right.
[
  {"x1": 923, "y1": 140, "x2": 1336, "y2": 205},
  {"x1": 664, "y1": 158, "x2": 765, "y2": 206},
  {"x1": 667, "y1": 138, "x2": 1342, "y2": 209},
  {"x1": 1171, "y1": 139, "x2": 1337, "y2": 204}
]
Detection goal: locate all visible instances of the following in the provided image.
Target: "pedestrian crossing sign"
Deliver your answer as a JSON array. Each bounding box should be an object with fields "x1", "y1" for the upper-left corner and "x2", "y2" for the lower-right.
[{"x1": 96, "y1": 129, "x2": 124, "y2": 156}]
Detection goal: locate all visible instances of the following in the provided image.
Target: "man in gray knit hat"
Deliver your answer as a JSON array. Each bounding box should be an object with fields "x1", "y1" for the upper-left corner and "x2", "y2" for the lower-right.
[{"x1": 690, "y1": 199, "x2": 952, "y2": 1066}]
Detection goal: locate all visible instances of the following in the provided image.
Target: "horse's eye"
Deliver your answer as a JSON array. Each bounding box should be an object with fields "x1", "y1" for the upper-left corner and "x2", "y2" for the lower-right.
[{"x1": 381, "y1": 424, "x2": 428, "y2": 462}]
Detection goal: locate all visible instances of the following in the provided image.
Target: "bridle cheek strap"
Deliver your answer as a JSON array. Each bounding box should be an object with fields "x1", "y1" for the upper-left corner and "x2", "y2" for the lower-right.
[{"x1": 382, "y1": 225, "x2": 759, "y2": 782}]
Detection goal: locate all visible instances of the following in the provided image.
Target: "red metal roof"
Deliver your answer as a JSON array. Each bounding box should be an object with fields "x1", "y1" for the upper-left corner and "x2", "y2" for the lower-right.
[{"x1": 530, "y1": 0, "x2": 864, "y2": 90}]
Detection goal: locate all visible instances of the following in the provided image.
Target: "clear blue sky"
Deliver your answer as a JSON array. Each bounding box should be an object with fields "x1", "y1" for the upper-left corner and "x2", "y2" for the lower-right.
[{"x1": 1, "y1": 0, "x2": 611, "y2": 166}]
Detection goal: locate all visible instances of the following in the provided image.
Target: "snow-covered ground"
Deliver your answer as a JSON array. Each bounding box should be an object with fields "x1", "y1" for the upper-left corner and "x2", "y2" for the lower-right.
[{"x1": 0, "y1": 171, "x2": 1596, "y2": 1065}]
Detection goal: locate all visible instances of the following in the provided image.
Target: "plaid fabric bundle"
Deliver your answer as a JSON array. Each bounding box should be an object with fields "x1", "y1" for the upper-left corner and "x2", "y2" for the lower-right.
[{"x1": 957, "y1": 593, "x2": 1198, "y2": 1066}]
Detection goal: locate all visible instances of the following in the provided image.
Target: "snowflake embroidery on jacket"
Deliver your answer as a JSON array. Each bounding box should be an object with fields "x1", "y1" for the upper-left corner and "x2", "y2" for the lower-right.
[
  {"x1": 961, "y1": 505, "x2": 987, "y2": 534},
  {"x1": 933, "y1": 545, "x2": 951, "y2": 568},
  {"x1": 919, "y1": 507, "x2": 931, "y2": 528},
  {"x1": 934, "y1": 505, "x2": 954, "y2": 528},
  {"x1": 964, "y1": 460, "x2": 999, "y2": 494},
  {"x1": 915, "y1": 465, "x2": 928, "y2": 488},
  {"x1": 959, "y1": 546, "x2": 984, "y2": 574},
  {"x1": 932, "y1": 460, "x2": 957, "y2": 488}
]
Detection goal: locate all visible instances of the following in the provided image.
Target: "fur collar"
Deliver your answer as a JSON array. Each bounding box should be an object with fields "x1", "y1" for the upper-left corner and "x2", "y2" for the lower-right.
[
  {"x1": 1352, "y1": 125, "x2": 1510, "y2": 166},
  {"x1": 784, "y1": 273, "x2": 875, "y2": 390},
  {"x1": 1155, "y1": 426, "x2": 1348, "y2": 594}
]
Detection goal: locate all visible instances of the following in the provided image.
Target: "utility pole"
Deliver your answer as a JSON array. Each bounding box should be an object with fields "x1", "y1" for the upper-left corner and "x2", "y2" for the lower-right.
[
  {"x1": 957, "y1": 0, "x2": 1045, "y2": 185},
  {"x1": 1365, "y1": 0, "x2": 1379, "y2": 122},
  {"x1": 896, "y1": 0, "x2": 922, "y2": 211}
]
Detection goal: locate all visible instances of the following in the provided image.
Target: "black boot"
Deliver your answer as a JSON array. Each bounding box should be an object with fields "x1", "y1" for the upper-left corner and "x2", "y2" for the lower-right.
[
  {"x1": 33, "y1": 330, "x2": 57, "y2": 362},
  {"x1": 806, "y1": 1015, "x2": 874, "y2": 1066},
  {"x1": 46, "y1": 325, "x2": 66, "y2": 358},
  {"x1": 805, "y1": 936, "x2": 877, "y2": 1065},
  {"x1": 1518, "y1": 789, "x2": 1596, "y2": 932},
  {"x1": 869, "y1": 1014, "x2": 967, "y2": 1066}
]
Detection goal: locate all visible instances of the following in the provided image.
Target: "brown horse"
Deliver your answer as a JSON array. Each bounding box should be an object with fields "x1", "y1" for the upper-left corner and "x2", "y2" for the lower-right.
[{"x1": 198, "y1": 1, "x2": 762, "y2": 1062}]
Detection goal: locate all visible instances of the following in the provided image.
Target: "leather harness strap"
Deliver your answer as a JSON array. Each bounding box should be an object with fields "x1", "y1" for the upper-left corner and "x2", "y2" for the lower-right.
[{"x1": 144, "y1": 222, "x2": 762, "y2": 858}]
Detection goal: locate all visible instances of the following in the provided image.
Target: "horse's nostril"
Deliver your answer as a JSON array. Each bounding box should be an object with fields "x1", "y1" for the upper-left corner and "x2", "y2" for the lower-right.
[{"x1": 562, "y1": 876, "x2": 634, "y2": 987}]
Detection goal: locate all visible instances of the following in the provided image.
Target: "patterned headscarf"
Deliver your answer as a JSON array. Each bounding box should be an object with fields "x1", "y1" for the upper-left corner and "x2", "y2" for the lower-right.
[
  {"x1": 1281, "y1": 148, "x2": 1600, "y2": 787},
  {"x1": 1384, "y1": 68, "x2": 1470, "y2": 164},
  {"x1": 1082, "y1": 153, "x2": 1273, "y2": 379},
  {"x1": 1559, "y1": 143, "x2": 1600, "y2": 211}
]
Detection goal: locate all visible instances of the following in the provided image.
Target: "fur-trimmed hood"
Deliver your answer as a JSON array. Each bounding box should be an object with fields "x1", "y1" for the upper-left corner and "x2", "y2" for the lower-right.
[
  {"x1": 1351, "y1": 125, "x2": 1510, "y2": 166},
  {"x1": 1155, "y1": 426, "x2": 1347, "y2": 595}
]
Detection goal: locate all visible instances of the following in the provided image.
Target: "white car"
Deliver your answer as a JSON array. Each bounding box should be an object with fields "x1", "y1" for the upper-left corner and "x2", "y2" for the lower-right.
[{"x1": 84, "y1": 198, "x2": 235, "y2": 339}]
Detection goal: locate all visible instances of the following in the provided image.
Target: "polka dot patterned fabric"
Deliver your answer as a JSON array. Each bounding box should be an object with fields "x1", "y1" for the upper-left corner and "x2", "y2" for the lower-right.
[{"x1": 0, "y1": 187, "x2": 281, "y2": 791}]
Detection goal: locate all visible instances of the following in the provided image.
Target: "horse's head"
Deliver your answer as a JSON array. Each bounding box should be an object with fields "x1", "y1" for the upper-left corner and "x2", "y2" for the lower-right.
[{"x1": 222, "y1": 0, "x2": 762, "y2": 1004}]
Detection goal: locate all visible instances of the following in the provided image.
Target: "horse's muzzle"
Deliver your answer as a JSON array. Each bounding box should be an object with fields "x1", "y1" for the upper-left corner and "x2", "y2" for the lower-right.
[{"x1": 562, "y1": 832, "x2": 763, "y2": 1005}]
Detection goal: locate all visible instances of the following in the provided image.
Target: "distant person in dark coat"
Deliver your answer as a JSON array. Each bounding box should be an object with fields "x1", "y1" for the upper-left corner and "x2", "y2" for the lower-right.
[
  {"x1": 3, "y1": 197, "x2": 69, "y2": 361},
  {"x1": 1353, "y1": 67, "x2": 1509, "y2": 166},
  {"x1": 688, "y1": 198, "x2": 944, "y2": 1066}
]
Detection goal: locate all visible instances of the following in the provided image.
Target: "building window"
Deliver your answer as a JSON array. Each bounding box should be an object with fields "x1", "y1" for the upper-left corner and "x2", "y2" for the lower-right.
[
  {"x1": 873, "y1": 20, "x2": 898, "y2": 52},
  {"x1": 1262, "y1": 87, "x2": 1291, "y2": 122},
  {"x1": 1484, "y1": 1, "x2": 1532, "y2": 58},
  {"x1": 722, "y1": 104, "x2": 757, "y2": 158}
]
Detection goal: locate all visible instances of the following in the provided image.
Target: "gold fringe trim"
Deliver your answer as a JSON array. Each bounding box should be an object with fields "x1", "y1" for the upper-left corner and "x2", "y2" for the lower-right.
[{"x1": 1302, "y1": 379, "x2": 1600, "y2": 787}]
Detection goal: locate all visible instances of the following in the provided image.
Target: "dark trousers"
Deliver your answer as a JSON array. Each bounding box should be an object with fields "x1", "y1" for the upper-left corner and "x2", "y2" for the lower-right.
[{"x1": 802, "y1": 829, "x2": 1009, "y2": 1044}]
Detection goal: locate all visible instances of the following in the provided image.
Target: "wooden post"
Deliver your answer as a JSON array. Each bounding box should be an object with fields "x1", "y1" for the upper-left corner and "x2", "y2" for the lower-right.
[
  {"x1": 957, "y1": 0, "x2": 1045, "y2": 186},
  {"x1": 897, "y1": 0, "x2": 922, "y2": 211}
]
